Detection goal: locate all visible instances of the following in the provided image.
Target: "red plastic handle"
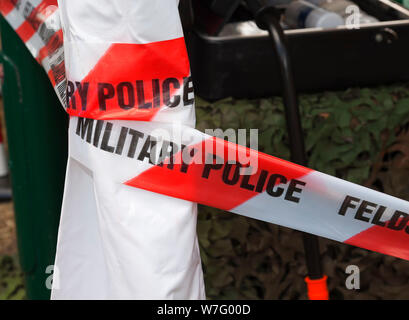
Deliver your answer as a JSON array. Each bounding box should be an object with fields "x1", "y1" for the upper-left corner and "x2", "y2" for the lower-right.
[{"x1": 305, "y1": 275, "x2": 329, "y2": 300}]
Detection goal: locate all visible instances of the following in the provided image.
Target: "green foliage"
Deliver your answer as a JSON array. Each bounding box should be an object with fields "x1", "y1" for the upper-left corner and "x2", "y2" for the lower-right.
[
  {"x1": 195, "y1": 83, "x2": 409, "y2": 300},
  {"x1": 0, "y1": 255, "x2": 25, "y2": 300}
]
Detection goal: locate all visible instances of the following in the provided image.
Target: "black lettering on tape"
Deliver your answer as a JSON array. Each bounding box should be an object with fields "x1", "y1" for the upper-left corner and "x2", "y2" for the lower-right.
[
  {"x1": 93, "y1": 120, "x2": 104, "y2": 148},
  {"x1": 285, "y1": 179, "x2": 306, "y2": 203},
  {"x1": 157, "y1": 140, "x2": 179, "y2": 170},
  {"x1": 387, "y1": 211, "x2": 409, "y2": 231},
  {"x1": 202, "y1": 154, "x2": 224, "y2": 179},
  {"x1": 163, "y1": 78, "x2": 181, "y2": 108},
  {"x1": 338, "y1": 195, "x2": 361, "y2": 216},
  {"x1": 136, "y1": 80, "x2": 152, "y2": 109},
  {"x1": 117, "y1": 82, "x2": 135, "y2": 110},
  {"x1": 255, "y1": 170, "x2": 269, "y2": 193},
  {"x1": 98, "y1": 83, "x2": 115, "y2": 111},
  {"x1": 371, "y1": 205, "x2": 387, "y2": 227},
  {"x1": 100, "y1": 122, "x2": 115, "y2": 153},
  {"x1": 181, "y1": 146, "x2": 197, "y2": 173},
  {"x1": 152, "y1": 79, "x2": 161, "y2": 108},
  {"x1": 127, "y1": 129, "x2": 144, "y2": 158},
  {"x1": 183, "y1": 76, "x2": 194, "y2": 106},
  {"x1": 355, "y1": 200, "x2": 377, "y2": 223},
  {"x1": 76, "y1": 117, "x2": 94, "y2": 143},
  {"x1": 266, "y1": 174, "x2": 287, "y2": 197},
  {"x1": 137, "y1": 135, "x2": 158, "y2": 165},
  {"x1": 67, "y1": 80, "x2": 76, "y2": 109},
  {"x1": 240, "y1": 166, "x2": 255, "y2": 191},
  {"x1": 76, "y1": 81, "x2": 89, "y2": 111},
  {"x1": 115, "y1": 127, "x2": 129, "y2": 155},
  {"x1": 222, "y1": 163, "x2": 241, "y2": 186}
]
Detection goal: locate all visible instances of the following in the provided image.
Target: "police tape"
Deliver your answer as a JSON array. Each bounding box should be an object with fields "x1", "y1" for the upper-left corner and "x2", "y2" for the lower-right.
[
  {"x1": 71, "y1": 117, "x2": 409, "y2": 261},
  {"x1": 2, "y1": 0, "x2": 409, "y2": 261},
  {"x1": 64, "y1": 39, "x2": 194, "y2": 122},
  {"x1": 0, "y1": 0, "x2": 193, "y2": 124},
  {"x1": 0, "y1": 0, "x2": 66, "y2": 106},
  {"x1": 0, "y1": 0, "x2": 197, "y2": 123}
]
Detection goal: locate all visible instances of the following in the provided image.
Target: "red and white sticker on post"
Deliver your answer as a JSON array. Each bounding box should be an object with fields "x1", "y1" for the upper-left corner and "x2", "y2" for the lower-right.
[
  {"x1": 1, "y1": 0, "x2": 409, "y2": 292},
  {"x1": 0, "y1": 0, "x2": 66, "y2": 105}
]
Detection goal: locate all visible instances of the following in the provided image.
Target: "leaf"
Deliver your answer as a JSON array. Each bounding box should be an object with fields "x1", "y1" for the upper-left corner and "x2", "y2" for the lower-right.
[
  {"x1": 208, "y1": 239, "x2": 234, "y2": 258},
  {"x1": 197, "y1": 219, "x2": 212, "y2": 248},
  {"x1": 394, "y1": 98, "x2": 409, "y2": 116},
  {"x1": 209, "y1": 219, "x2": 232, "y2": 241}
]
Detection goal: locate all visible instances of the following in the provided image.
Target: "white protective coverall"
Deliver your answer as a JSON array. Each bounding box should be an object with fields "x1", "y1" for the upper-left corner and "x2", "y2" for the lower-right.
[{"x1": 51, "y1": 0, "x2": 206, "y2": 299}]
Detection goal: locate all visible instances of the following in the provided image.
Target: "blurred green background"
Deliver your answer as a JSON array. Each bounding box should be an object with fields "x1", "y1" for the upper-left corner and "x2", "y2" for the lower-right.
[{"x1": 1, "y1": 82, "x2": 409, "y2": 299}]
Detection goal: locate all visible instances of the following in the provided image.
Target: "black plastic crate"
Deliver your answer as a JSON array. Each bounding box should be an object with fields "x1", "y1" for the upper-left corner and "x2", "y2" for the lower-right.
[{"x1": 186, "y1": 0, "x2": 409, "y2": 100}]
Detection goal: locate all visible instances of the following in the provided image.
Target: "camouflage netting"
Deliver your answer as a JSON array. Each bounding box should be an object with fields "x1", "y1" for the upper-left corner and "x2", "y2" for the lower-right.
[{"x1": 195, "y1": 83, "x2": 409, "y2": 300}]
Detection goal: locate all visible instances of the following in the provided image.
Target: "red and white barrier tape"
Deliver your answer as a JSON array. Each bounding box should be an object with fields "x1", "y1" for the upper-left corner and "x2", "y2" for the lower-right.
[
  {"x1": 0, "y1": 0, "x2": 65, "y2": 105},
  {"x1": 70, "y1": 118, "x2": 409, "y2": 261}
]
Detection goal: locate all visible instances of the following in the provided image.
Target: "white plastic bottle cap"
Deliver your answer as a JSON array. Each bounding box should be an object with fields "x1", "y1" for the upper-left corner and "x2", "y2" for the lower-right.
[{"x1": 306, "y1": 8, "x2": 344, "y2": 28}]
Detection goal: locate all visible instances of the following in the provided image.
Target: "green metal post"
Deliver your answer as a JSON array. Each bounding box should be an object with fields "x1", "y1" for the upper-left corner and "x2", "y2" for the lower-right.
[{"x1": 0, "y1": 16, "x2": 68, "y2": 299}]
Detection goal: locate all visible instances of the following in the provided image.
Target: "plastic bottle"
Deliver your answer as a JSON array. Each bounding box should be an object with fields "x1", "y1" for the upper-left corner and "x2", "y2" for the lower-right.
[
  {"x1": 284, "y1": 0, "x2": 345, "y2": 29},
  {"x1": 309, "y1": 0, "x2": 379, "y2": 24}
]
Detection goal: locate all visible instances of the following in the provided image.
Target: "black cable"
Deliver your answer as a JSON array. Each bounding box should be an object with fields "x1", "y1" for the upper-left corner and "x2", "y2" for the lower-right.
[
  {"x1": 246, "y1": 2, "x2": 324, "y2": 280},
  {"x1": 264, "y1": 15, "x2": 307, "y2": 165}
]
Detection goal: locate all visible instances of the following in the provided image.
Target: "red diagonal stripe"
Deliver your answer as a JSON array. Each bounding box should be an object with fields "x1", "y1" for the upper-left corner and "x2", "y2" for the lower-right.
[
  {"x1": 345, "y1": 219, "x2": 409, "y2": 261},
  {"x1": 37, "y1": 29, "x2": 63, "y2": 63},
  {"x1": 66, "y1": 37, "x2": 190, "y2": 121},
  {"x1": 0, "y1": 1, "x2": 15, "y2": 16},
  {"x1": 16, "y1": 20, "x2": 34, "y2": 42},
  {"x1": 11, "y1": 0, "x2": 58, "y2": 44},
  {"x1": 125, "y1": 137, "x2": 312, "y2": 211},
  {"x1": 48, "y1": 69, "x2": 55, "y2": 86}
]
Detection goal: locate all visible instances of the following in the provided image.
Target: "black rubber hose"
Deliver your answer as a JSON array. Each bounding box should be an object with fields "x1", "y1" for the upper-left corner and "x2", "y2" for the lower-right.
[
  {"x1": 248, "y1": 3, "x2": 324, "y2": 280},
  {"x1": 264, "y1": 16, "x2": 308, "y2": 165}
]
